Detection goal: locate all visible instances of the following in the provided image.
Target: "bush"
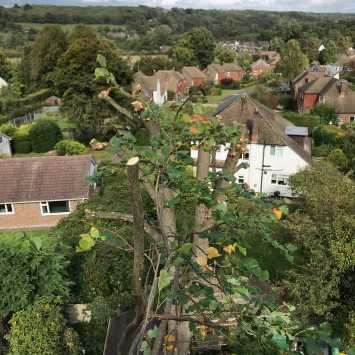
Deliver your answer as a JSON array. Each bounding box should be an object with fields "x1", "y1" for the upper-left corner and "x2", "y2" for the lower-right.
[
  {"x1": 0, "y1": 123, "x2": 16, "y2": 137},
  {"x1": 29, "y1": 119, "x2": 63, "y2": 153},
  {"x1": 328, "y1": 148, "x2": 348, "y2": 171},
  {"x1": 282, "y1": 112, "x2": 320, "y2": 132},
  {"x1": 13, "y1": 125, "x2": 32, "y2": 154},
  {"x1": 6, "y1": 296, "x2": 81, "y2": 355},
  {"x1": 209, "y1": 86, "x2": 222, "y2": 96},
  {"x1": 55, "y1": 140, "x2": 86, "y2": 156},
  {"x1": 0, "y1": 233, "x2": 69, "y2": 318},
  {"x1": 311, "y1": 104, "x2": 338, "y2": 124},
  {"x1": 313, "y1": 126, "x2": 337, "y2": 146},
  {"x1": 220, "y1": 78, "x2": 240, "y2": 89}
]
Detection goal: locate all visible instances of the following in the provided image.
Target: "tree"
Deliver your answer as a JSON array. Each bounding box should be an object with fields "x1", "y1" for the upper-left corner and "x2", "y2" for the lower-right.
[
  {"x1": 30, "y1": 25, "x2": 67, "y2": 87},
  {"x1": 0, "y1": 51, "x2": 12, "y2": 82},
  {"x1": 327, "y1": 148, "x2": 348, "y2": 171},
  {"x1": 319, "y1": 40, "x2": 337, "y2": 64},
  {"x1": 170, "y1": 27, "x2": 216, "y2": 69},
  {"x1": 215, "y1": 46, "x2": 237, "y2": 64},
  {"x1": 277, "y1": 39, "x2": 308, "y2": 81},
  {"x1": 300, "y1": 33, "x2": 321, "y2": 63},
  {"x1": 53, "y1": 26, "x2": 132, "y2": 138},
  {"x1": 29, "y1": 119, "x2": 63, "y2": 153},
  {"x1": 310, "y1": 103, "x2": 338, "y2": 124},
  {"x1": 76, "y1": 63, "x2": 312, "y2": 354},
  {"x1": 284, "y1": 162, "x2": 355, "y2": 349},
  {"x1": 133, "y1": 56, "x2": 172, "y2": 75}
]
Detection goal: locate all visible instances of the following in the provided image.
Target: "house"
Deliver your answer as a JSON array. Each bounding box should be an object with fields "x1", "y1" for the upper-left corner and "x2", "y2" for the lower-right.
[
  {"x1": 293, "y1": 67, "x2": 355, "y2": 124},
  {"x1": 42, "y1": 96, "x2": 62, "y2": 113},
  {"x1": 0, "y1": 155, "x2": 96, "y2": 230},
  {"x1": 182, "y1": 66, "x2": 207, "y2": 87},
  {"x1": 0, "y1": 133, "x2": 12, "y2": 156},
  {"x1": 205, "y1": 63, "x2": 244, "y2": 84},
  {"x1": 259, "y1": 50, "x2": 281, "y2": 66},
  {"x1": 205, "y1": 63, "x2": 225, "y2": 84},
  {"x1": 133, "y1": 70, "x2": 188, "y2": 105},
  {"x1": 222, "y1": 63, "x2": 244, "y2": 81},
  {"x1": 191, "y1": 94, "x2": 311, "y2": 197},
  {"x1": 251, "y1": 59, "x2": 272, "y2": 77}
]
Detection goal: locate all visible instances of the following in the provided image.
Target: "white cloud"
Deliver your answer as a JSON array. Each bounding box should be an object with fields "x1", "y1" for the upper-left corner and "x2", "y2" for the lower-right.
[{"x1": 125, "y1": 0, "x2": 355, "y2": 12}]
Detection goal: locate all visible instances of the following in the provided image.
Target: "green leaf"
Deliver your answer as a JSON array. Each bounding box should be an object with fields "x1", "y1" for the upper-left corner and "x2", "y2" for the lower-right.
[
  {"x1": 279, "y1": 205, "x2": 289, "y2": 216},
  {"x1": 179, "y1": 243, "x2": 193, "y2": 256},
  {"x1": 90, "y1": 227, "x2": 100, "y2": 239},
  {"x1": 271, "y1": 333, "x2": 288, "y2": 350},
  {"x1": 260, "y1": 270, "x2": 270, "y2": 281},
  {"x1": 95, "y1": 67, "x2": 110, "y2": 81},
  {"x1": 147, "y1": 326, "x2": 158, "y2": 339},
  {"x1": 158, "y1": 269, "x2": 173, "y2": 291},
  {"x1": 140, "y1": 341, "x2": 151, "y2": 355},
  {"x1": 78, "y1": 235, "x2": 95, "y2": 252},
  {"x1": 30, "y1": 236, "x2": 43, "y2": 251},
  {"x1": 238, "y1": 245, "x2": 247, "y2": 256},
  {"x1": 286, "y1": 243, "x2": 297, "y2": 252},
  {"x1": 97, "y1": 54, "x2": 107, "y2": 68}
]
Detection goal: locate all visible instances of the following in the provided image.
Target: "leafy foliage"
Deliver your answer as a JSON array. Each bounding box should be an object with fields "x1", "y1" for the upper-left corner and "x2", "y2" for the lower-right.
[
  {"x1": 6, "y1": 296, "x2": 81, "y2": 355},
  {"x1": 55, "y1": 139, "x2": 86, "y2": 155},
  {"x1": 0, "y1": 233, "x2": 69, "y2": 318},
  {"x1": 28, "y1": 118, "x2": 63, "y2": 152}
]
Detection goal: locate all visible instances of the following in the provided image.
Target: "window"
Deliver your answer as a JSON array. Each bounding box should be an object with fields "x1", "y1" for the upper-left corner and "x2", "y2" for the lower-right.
[
  {"x1": 270, "y1": 145, "x2": 283, "y2": 157},
  {"x1": 238, "y1": 176, "x2": 245, "y2": 184},
  {"x1": 41, "y1": 200, "x2": 70, "y2": 215},
  {"x1": 0, "y1": 203, "x2": 14, "y2": 215},
  {"x1": 271, "y1": 174, "x2": 289, "y2": 186},
  {"x1": 241, "y1": 152, "x2": 249, "y2": 160}
]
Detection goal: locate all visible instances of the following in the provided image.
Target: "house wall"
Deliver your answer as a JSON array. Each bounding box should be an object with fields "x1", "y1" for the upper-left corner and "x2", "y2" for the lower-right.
[
  {"x1": 192, "y1": 143, "x2": 309, "y2": 197},
  {"x1": 303, "y1": 93, "x2": 319, "y2": 110},
  {"x1": 338, "y1": 113, "x2": 355, "y2": 125},
  {"x1": 0, "y1": 137, "x2": 11, "y2": 156},
  {"x1": 225, "y1": 71, "x2": 244, "y2": 81},
  {"x1": 192, "y1": 77, "x2": 206, "y2": 86},
  {"x1": 0, "y1": 200, "x2": 82, "y2": 230}
]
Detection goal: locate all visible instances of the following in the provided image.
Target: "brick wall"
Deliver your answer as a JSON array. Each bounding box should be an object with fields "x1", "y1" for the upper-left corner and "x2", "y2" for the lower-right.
[
  {"x1": 0, "y1": 200, "x2": 81, "y2": 230},
  {"x1": 303, "y1": 94, "x2": 319, "y2": 110},
  {"x1": 338, "y1": 113, "x2": 355, "y2": 125}
]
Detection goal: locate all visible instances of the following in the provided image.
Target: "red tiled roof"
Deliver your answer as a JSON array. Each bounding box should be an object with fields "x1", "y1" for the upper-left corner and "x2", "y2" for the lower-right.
[{"x1": 0, "y1": 155, "x2": 95, "y2": 203}]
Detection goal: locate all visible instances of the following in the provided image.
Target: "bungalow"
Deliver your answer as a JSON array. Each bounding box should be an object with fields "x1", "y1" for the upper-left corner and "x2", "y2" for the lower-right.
[
  {"x1": 191, "y1": 94, "x2": 311, "y2": 197},
  {"x1": 0, "y1": 155, "x2": 96, "y2": 230},
  {"x1": 182, "y1": 66, "x2": 207, "y2": 87},
  {"x1": 251, "y1": 59, "x2": 272, "y2": 77},
  {"x1": 133, "y1": 70, "x2": 188, "y2": 105},
  {"x1": 0, "y1": 133, "x2": 12, "y2": 156}
]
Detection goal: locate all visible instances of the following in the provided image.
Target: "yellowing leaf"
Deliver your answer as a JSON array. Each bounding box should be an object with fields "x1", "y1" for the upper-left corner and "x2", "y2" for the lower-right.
[
  {"x1": 223, "y1": 243, "x2": 237, "y2": 255},
  {"x1": 196, "y1": 255, "x2": 208, "y2": 266},
  {"x1": 207, "y1": 247, "x2": 220, "y2": 259},
  {"x1": 272, "y1": 208, "x2": 282, "y2": 220}
]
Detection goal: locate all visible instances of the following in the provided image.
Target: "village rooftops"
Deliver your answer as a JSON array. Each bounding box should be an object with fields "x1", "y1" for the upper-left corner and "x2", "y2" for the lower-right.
[
  {"x1": 215, "y1": 93, "x2": 311, "y2": 163},
  {"x1": 182, "y1": 66, "x2": 207, "y2": 78},
  {"x1": 0, "y1": 155, "x2": 95, "y2": 203}
]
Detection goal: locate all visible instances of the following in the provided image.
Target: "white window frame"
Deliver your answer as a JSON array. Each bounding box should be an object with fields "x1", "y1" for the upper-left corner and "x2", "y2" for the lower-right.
[
  {"x1": 40, "y1": 200, "x2": 71, "y2": 216},
  {"x1": 271, "y1": 174, "x2": 289, "y2": 186},
  {"x1": 0, "y1": 203, "x2": 15, "y2": 215}
]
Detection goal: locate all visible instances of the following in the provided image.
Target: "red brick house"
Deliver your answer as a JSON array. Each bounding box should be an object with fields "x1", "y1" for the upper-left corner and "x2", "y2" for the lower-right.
[
  {"x1": 251, "y1": 59, "x2": 271, "y2": 77},
  {"x1": 182, "y1": 66, "x2": 207, "y2": 87},
  {"x1": 222, "y1": 63, "x2": 244, "y2": 81},
  {"x1": 205, "y1": 63, "x2": 244, "y2": 84},
  {"x1": 0, "y1": 155, "x2": 96, "y2": 230}
]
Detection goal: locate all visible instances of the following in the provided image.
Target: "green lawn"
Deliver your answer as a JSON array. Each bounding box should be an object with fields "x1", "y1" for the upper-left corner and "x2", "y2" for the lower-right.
[
  {"x1": 0, "y1": 229, "x2": 49, "y2": 238},
  {"x1": 207, "y1": 85, "x2": 257, "y2": 105}
]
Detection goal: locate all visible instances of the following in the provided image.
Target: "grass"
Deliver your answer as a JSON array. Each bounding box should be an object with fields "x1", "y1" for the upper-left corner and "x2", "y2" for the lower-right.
[
  {"x1": 207, "y1": 85, "x2": 257, "y2": 104},
  {"x1": 0, "y1": 229, "x2": 49, "y2": 238}
]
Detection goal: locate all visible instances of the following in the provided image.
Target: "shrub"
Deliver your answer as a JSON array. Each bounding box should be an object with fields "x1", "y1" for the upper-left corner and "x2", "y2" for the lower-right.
[
  {"x1": 13, "y1": 124, "x2": 32, "y2": 154},
  {"x1": 0, "y1": 123, "x2": 16, "y2": 137},
  {"x1": 29, "y1": 119, "x2": 63, "y2": 153},
  {"x1": 209, "y1": 86, "x2": 222, "y2": 96},
  {"x1": 6, "y1": 296, "x2": 81, "y2": 355},
  {"x1": 55, "y1": 140, "x2": 86, "y2": 156},
  {"x1": 0, "y1": 233, "x2": 69, "y2": 318},
  {"x1": 327, "y1": 148, "x2": 348, "y2": 171},
  {"x1": 313, "y1": 126, "x2": 337, "y2": 146},
  {"x1": 282, "y1": 112, "x2": 320, "y2": 131},
  {"x1": 311, "y1": 104, "x2": 338, "y2": 124}
]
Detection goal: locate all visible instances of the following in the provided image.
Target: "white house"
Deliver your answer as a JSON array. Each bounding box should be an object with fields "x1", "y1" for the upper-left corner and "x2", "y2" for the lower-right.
[
  {"x1": 0, "y1": 133, "x2": 12, "y2": 156},
  {"x1": 192, "y1": 94, "x2": 311, "y2": 197}
]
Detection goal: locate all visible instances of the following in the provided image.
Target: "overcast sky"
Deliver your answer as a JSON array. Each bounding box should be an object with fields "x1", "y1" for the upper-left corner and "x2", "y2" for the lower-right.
[{"x1": 82, "y1": 0, "x2": 354, "y2": 13}]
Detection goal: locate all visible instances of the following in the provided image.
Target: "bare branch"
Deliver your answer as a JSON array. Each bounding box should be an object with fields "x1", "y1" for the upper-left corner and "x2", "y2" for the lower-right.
[{"x1": 85, "y1": 210, "x2": 162, "y2": 242}]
